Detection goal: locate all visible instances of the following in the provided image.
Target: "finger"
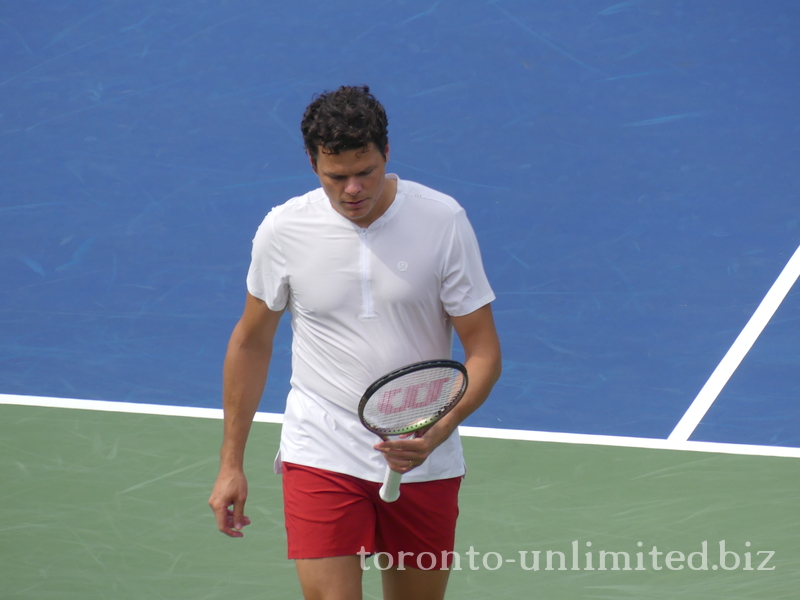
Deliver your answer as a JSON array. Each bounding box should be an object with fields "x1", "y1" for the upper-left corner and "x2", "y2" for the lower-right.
[
  {"x1": 232, "y1": 498, "x2": 248, "y2": 532},
  {"x1": 222, "y1": 508, "x2": 251, "y2": 534},
  {"x1": 374, "y1": 438, "x2": 423, "y2": 452},
  {"x1": 375, "y1": 440, "x2": 430, "y2": 461},
  {"x1": 211, "y1": 504, "x2": 243, "y2": 537},
  {"x1": 384, "y1": 453, "x2": 426, "y2": 473},
  {"x1": 412, "y1": 426, "x2": 430, "y2": 437},
  {"x1": 377, "y1": 442, "x2": 423, "y2": 458},
  {"x1": 228, "y1": 509, "x2": 251, "y2": 528},
  {"x1": 209, "y1": 498, "x2": 228, "y2": 530},
  {"x1": 210, "y1": 497, "x2": 248, "y2": 537}
]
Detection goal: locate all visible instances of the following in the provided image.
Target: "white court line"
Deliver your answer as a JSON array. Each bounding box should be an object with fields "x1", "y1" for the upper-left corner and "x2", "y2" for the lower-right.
[
  {"x1": 668, "y1": 243, "x2": 800, "y2": 442},
  {"x1": 0, "y1": 393, "x2": 281, "y2": 424},
  {"x1": 459, "y1": 426, "x2": 800, "y2": 459},
  {"x1": 3, "y1": 393, "x2": 800, "y2": 459}
]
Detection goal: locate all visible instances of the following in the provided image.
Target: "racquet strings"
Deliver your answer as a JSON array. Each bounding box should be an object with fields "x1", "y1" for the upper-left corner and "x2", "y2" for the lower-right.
[{"x1": 361, "y1": 366, "x2": 466, "y2": 434}]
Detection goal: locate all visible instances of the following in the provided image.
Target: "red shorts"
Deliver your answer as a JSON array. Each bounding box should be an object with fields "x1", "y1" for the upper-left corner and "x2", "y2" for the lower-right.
[{"x1": 282, "y1": 462, "x2": 461, "y2": 570}]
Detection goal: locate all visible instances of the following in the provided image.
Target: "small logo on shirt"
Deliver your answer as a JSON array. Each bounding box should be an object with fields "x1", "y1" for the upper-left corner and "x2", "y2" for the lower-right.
[{"x1": 397, "y1": 261, "x2": 409, "y2": 272}]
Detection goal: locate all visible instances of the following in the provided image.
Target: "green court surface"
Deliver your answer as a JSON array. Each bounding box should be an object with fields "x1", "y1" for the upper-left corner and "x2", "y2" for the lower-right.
[{"x1": 1, "y1": 404, "x2": 798, "y2": 599}]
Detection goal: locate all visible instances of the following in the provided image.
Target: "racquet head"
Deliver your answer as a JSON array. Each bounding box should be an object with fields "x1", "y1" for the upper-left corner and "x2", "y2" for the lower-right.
[{"x1": 358, "y1": 359, "x2": 468, "y2": 437}]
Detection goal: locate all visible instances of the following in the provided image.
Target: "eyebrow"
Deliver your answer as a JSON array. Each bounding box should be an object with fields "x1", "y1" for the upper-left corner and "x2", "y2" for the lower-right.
[{"x1": 323, "y1": 166, "x2": 375, "y2": 178}]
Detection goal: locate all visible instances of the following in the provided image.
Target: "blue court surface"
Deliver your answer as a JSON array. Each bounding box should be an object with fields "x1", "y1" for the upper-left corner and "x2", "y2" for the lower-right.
[
  {"x1": 2, "y1": 1, "x2": 800, "y2": 449},
  {"x1": 3, "y1": 4, "x2": 800, "y2": 600}
]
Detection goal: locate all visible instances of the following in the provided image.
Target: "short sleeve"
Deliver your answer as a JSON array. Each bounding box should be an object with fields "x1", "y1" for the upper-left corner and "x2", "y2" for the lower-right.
[
  {"x1": 440, "y1": 209, "x2": 496, "y2": 317},
  {"x1": 246, "y1": 210, "x2": 290, "y2": 311}
]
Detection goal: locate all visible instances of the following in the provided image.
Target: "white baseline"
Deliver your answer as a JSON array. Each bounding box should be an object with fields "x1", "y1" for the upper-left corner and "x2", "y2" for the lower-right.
[{"x1": 2, "y1": 393, "x2": 799, "y2": 459}]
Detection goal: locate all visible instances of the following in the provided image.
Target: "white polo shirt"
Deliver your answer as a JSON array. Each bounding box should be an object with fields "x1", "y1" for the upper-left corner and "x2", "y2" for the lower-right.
[{"x1": 247, "y1": 175, "x2": 495, "y2": 482}]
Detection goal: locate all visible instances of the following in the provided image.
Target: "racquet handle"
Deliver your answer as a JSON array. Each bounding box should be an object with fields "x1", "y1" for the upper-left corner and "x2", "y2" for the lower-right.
[{"x1": 380, "y1": 468, "x2": 403, "y2": 502}]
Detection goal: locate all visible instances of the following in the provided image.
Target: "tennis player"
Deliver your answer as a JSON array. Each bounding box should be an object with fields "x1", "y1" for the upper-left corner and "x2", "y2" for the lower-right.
[{"x1": 209, "y1": 85, "x2": 502, "y2": 600}]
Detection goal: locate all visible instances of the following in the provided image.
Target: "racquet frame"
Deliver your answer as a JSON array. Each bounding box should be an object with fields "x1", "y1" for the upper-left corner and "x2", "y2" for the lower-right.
[{"x1": 357, "y1": 359, "x2": 468, "y2": 502}]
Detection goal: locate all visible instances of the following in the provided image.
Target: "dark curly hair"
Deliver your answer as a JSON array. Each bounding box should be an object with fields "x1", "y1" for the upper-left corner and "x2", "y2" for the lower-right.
[{"x1": 301, "y1": 85, "x2": 389, "y2": 164}]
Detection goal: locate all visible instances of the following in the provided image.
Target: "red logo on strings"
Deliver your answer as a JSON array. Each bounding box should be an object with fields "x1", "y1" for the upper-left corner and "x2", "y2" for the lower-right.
[{"x1": 378, "y1": 377, "x2": 450, "y2": 415}]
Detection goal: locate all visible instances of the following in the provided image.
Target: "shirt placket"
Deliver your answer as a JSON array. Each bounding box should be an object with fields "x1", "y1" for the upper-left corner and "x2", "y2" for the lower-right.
[{"x1": 358, "y1": 228, "x2": 377, "y2": 320}]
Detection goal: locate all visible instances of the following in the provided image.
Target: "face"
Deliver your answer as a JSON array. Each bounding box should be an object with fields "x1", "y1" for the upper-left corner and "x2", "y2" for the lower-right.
[{"x1": 311, "y1": 144, "x2": 393, "y2": 228}]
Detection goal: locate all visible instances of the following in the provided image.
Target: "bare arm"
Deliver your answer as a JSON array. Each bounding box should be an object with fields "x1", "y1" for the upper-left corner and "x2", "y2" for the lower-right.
[
  {"x1": 375, "y1": 303, "x2": 502, "y2": 471},
  {"x1": 208, "y1": 292, "x2": 284, "y2": 537}
]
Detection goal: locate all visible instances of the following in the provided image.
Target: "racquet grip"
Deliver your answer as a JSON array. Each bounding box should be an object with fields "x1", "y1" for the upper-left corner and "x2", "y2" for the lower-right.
[{"x1": 380, "y1": 468, "x2": 403, "y2": 502}]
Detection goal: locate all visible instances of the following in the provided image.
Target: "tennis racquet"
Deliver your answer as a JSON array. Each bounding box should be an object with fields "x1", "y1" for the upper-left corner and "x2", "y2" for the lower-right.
[{"x1": 358, "y1": 359, "x2": 468, "y2": 502}]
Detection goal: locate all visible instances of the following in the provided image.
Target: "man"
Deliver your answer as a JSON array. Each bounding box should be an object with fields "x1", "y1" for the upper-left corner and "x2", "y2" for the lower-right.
[{"x1": 209, "y1": 85, "x2": 501, "y2": 600}]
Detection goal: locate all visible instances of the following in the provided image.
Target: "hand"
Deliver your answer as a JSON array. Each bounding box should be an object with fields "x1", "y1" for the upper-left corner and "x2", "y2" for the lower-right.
[
  {"x1": 208, "y1": 468, "x2": 251, "y2": 537},
  {"x1": 373, "y1": 423, "x2": 449, "y2": 474}
]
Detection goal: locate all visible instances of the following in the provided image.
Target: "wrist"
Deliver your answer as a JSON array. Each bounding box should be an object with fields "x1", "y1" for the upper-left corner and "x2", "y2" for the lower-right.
[
  {"x1": 219, "y1": 449, "x2": 245, "y2": 472},
  {"x1": 426, "y1": 417, "x2": 458, "y2": 448}
]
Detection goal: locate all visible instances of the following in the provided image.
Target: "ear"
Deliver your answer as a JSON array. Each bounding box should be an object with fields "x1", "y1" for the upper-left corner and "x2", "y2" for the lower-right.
[
  {"x1": 383, "y1": 143, "x2": 390, "y2": 162},
  {"x1": 308, "y1": 152, "x2": 318, "y2": 173}
]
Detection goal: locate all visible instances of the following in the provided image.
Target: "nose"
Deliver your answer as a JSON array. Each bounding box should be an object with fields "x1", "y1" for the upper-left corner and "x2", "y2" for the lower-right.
[{"x1": 344, "y1": 178, "x2": 362, "y2": 196}]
